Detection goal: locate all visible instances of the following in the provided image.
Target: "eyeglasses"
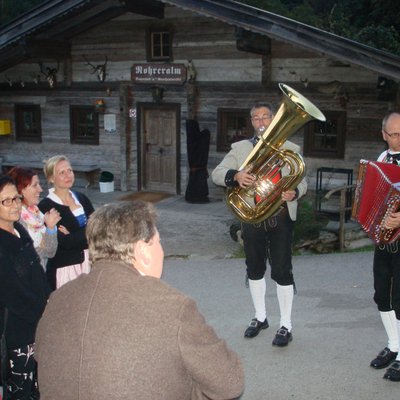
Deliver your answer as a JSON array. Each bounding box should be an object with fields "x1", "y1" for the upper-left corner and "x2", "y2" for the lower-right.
[
  {"x1": 383, "y1": 129, "x2": 400, "y2": 139},
  {"x1": 251, "y1": 115, "x2": 272, "y2": 123},
  {"x1": 0, "y1": 195, "x2": 23, "y2": 207}
]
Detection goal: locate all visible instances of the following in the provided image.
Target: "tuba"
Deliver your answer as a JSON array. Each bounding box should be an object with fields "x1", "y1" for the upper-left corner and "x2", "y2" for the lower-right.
[{"x1": 226, "y1": 83, "x2": 326, "y2": 224}]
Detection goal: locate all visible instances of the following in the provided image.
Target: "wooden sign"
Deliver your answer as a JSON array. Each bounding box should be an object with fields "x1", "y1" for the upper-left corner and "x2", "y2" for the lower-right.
[{"x1": 132, "y1": 63, "x2": 187, "y2": 84}]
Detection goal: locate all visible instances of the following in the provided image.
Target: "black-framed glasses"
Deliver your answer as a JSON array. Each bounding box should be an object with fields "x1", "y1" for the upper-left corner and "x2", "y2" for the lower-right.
[
  {"x1": 0, "y1": 195, "x2": 23, "y2": 207},
  {"x1": 383, "y1": 129, "x2": 400, "y2": 139}
]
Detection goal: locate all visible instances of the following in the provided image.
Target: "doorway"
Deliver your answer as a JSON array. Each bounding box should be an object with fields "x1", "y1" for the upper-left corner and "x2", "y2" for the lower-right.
[{"x1": 139, "y1": 103, "x2": 180, "y2": 194}]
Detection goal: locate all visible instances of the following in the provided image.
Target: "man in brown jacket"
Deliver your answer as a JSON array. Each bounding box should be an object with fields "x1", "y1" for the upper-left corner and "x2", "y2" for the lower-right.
[{"x1": 35, "y1": 201, "x2": 244, "y2": 400}]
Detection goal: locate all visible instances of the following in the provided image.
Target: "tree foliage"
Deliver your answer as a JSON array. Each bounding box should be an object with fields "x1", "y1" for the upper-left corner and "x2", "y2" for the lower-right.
[
  {"x1": 0, "y1": 0, "x2": 45, "y2": 25},
  {"x1": 1, "y1": 0, "x2": 399, "y2": 55},
  {"x1": 240, "y1": 0, "x2": 400, "y2": 55}
]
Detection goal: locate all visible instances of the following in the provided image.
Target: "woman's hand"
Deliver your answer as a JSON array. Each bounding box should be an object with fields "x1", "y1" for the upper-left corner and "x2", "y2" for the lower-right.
[
  {"x1": 44, "y1": 208, "x2": 61, "y2": 230},
  {"x1": 58, "y1": 225, "x2": 70, "y2": 235}
]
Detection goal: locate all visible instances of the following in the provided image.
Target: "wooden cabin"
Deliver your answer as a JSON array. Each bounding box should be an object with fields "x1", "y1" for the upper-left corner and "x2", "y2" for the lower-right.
[{"x1": 0, "y1": 0, "x2": 399, "y2": 198}]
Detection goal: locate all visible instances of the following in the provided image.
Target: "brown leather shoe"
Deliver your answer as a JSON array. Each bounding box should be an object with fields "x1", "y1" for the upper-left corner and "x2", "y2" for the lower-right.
[
  {"x1": 244, "y1": 318, "x2": 269, "y2": 338},
  {"x1": 370, "y1": 347, "x2": 398, "y2": 369}
]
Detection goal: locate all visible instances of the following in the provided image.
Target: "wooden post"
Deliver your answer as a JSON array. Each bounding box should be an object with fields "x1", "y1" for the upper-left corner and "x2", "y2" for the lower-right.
[
  {"x1": 339, "y1": 189, "x2": 346, "y2": 251},
  {"x1": 324, "y1": 184, "x2": 356, "y2": 252}
]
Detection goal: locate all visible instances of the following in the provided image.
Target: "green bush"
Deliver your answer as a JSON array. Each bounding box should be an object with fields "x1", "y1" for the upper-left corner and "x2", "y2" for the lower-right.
[{"x1": 293, "y1": 199, "x2": 328, "y2": 246}]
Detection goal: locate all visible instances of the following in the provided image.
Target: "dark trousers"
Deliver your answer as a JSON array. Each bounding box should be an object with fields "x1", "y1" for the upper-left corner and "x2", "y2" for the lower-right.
[
  {"x1": 373, "y1": 245, "x2": 400, "y2": 319},
  {"x1": 241, "y1": 209, "x2": 294, "y2": 285}
]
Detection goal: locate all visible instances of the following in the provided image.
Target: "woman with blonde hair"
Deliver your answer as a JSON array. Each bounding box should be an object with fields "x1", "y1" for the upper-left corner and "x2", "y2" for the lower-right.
[{"x1": 39, "y1": 155, "x2": 94, "y2": 290}]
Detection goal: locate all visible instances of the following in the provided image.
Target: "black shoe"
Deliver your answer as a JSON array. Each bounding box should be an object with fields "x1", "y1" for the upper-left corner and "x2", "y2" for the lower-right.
[
  {"x1": 383, "y1": 361, "x2": 400, "y2": 381},
  {"x1": 272, "y1": 326, "x2": 292, "y2": 347},
  {"x1": 244, "y1": 318, "x2": 269, "y2": 338},
  {"x1": 370, "y1": 347, "x2": 398, "y2": 369}
]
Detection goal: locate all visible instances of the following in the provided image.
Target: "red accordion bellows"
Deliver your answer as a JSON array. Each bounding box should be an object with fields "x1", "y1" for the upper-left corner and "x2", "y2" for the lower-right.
[{"x1": 352, "y1": 160, "x2": 400, "y2": 244}]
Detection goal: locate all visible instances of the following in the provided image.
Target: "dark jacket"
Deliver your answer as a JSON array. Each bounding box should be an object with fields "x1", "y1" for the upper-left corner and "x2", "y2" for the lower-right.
[
  {"x1": 36, "y1": 260, "x2": 244, "y2": 400},
  {"x1": 39, "y1": 191, "x2": 94, "y2": 289},
  {"x1": 39, "y1": 191, "x2": 94, "y2": 267},
  {"x1": 0, "y1": 223, "x2": 50, "y2": 350}
]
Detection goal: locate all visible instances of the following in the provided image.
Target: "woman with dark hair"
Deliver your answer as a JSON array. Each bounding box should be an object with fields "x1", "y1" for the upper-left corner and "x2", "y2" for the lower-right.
[
  {"x1": 0, "y1": 175, "x2": 50, "y2": 400},
  {"x1": 8, "y1": 166, "x2": 63, "y2": 270}
]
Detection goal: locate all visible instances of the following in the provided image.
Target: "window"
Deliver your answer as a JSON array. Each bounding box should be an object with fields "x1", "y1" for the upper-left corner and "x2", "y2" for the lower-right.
[
  {"x1": 217, "y1": 108, "x2": 253, "y2": 152},
  {"x1": 15, "y1": 104, "x2": 41, "y2": 142},
  {"x1": 303, "y1": 111, "x2": 346, "y2": 158},
  {"x1": 70, "y1": 106, "x2": 99, "y2": 145},
  {"x1": 147, "y1": 30, "x2": 172, "y2": 61}
]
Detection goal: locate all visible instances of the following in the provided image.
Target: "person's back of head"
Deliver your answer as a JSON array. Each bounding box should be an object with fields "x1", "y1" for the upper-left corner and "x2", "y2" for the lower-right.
[
  {"x1": 87, "y1": 200, "x2": 156, "y2": 264},
  {"x1": 36, "y1": 201, "x2": 244, "y2": 400}
]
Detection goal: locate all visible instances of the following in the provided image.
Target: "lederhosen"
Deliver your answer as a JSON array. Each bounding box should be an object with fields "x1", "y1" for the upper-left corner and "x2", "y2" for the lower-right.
[
  {"x1": 373, "y1": 151, "x2": 400, "y2": 319},
  {"x1": 227, "y1": 137, "x2": 295, "y2": 285}
]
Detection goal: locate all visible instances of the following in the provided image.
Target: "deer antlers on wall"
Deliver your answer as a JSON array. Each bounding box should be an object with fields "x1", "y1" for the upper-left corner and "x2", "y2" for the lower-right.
[
  {"x1": 38, "y1": 61, "x2": 60, "y2": 88},
  {"x1": 83, "y1": 56, "x2": 108, "y2": 82}
]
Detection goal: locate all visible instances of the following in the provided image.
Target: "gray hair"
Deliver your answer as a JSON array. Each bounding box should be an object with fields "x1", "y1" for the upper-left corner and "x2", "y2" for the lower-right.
[
  {"x1": 382, "y1": 111, "x2": 400, "y2": 130},
  {"x1": 86, "y1": 201, "x2": 157, "y2": 265},
  {"x1": 250, "y1": 101, "x2": 274, "y2": 117}
]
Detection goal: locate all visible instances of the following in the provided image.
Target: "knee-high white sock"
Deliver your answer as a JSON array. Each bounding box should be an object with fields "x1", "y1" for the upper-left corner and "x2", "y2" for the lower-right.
[
  {"x1": 277, "y1": 283, "x2": 294, "y2": 332},
  {"x1": 248, "y1": 278, "x2": 266, "y2": 322},
  {"x1": 380, "y1": 311, "x2": 399, "y2": 353}
]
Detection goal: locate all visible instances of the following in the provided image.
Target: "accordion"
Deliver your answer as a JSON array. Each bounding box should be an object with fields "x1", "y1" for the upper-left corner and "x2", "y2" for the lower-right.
[{"x1": 352, "y1": 159, "x2": 400, "y2": 244}]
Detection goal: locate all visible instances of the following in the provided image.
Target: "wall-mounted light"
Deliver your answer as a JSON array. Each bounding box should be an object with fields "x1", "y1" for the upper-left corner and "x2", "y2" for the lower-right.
[{"x1": 95, "y1": 99, "x2": 106, "y2": 114}]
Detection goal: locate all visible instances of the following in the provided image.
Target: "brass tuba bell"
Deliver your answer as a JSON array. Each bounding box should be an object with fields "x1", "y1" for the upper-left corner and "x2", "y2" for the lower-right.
[{"x1": 226, "y1": 83, "x2": 326, "y2": 224}]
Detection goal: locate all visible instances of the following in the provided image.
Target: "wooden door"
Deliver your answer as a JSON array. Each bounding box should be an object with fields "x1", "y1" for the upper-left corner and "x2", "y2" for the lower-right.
[{"x1": 142, "y1": 106, "x2": 178, "y2": 193}]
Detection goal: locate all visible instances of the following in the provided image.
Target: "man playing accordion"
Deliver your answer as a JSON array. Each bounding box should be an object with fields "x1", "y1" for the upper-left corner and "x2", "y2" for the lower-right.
[{"x1": 368, "y1": 111, "x2": 400, "y2": 382}]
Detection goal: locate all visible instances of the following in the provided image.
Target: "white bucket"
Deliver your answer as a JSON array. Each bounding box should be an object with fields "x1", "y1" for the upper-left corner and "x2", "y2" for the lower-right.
[{"x1": 99, "y1": 181, "x2": 114, "y2": 193}]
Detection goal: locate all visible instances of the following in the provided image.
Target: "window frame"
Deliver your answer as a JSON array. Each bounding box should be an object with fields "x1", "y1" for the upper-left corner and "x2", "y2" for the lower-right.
[
  {"x1": 147, "y1": 29, "x2": 172, "y2": 61},
  {"x1": 303, "y1": 110, "x2": 346, "y2": 159},
  {"x1": 217, "y1": 108, "x2": 253, "y2": 152},
  {"x1": 14, "y1": 104, "x2": 42, "y2": 142},
  {"x1": 70, "y1": 105, "x2": 99, "y2": 145}
]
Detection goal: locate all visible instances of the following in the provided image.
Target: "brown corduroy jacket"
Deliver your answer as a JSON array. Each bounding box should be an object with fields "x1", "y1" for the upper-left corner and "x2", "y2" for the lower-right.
[{"x1": 36, "y1": 260, "x2": 244, "y2": 400}]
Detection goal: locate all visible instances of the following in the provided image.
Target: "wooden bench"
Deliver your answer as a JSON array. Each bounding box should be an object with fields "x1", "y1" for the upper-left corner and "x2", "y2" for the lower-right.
[
  {"x1": 1, "y1": 160, "x2": 100, "y2": 188},
  {"x1": 324, "y1": 184, "x2": 356, "y2": 251}
]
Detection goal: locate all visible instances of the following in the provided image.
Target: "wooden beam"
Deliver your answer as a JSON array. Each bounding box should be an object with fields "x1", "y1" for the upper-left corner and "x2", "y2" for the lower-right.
[
  {"x1": 235, "y1": 27, "x2": 270, "y2": 55},
  {"x1": 0, "y1": 0, "x2": 90, "y2": 48},
  {"x1": 23, "y1": 38, "x2": 71, "y2": 59},
  {"x1": 124, "y1": 0, "x2": 164, "y2": 19}
]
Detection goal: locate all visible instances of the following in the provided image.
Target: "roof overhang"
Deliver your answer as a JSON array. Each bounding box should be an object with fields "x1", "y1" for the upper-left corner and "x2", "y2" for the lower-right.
[
  {"x1": 0, "y1": 0, "x2": 164, "y2": 71},
  {"x1": 0, "y1": 0, "x2": 399, "y2": 81},
  {"x1": 162, "y1": 0, "x2": 400, "y2": 81}
]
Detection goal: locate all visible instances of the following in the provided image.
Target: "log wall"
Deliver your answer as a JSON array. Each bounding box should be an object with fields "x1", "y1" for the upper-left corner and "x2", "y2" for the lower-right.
[{"x1": 0, "y1": 5, "x2": 397, "y2": 196}]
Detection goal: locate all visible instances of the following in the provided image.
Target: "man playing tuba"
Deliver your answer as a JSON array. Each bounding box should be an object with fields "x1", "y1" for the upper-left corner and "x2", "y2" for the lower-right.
[{"x1": 212, "y1": 101, "x2": 307, "y2": 346}]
